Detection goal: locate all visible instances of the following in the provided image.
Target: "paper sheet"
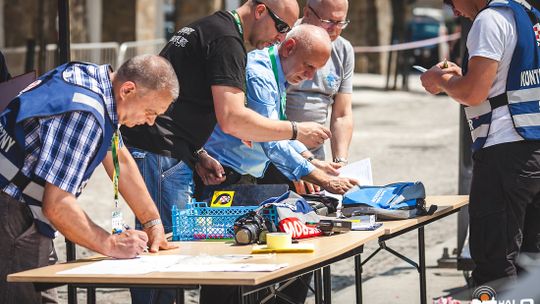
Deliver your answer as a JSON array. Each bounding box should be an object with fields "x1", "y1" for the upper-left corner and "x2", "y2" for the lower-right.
[
  {"x1": 324, "y1": 158, "x2": 373, "y2": 201},
  {"x1": 57, "y1": 254, "x2": 285, "y2": 275}
]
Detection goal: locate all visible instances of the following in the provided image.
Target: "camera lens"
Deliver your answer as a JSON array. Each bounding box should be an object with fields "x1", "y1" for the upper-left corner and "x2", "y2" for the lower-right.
[{"x1": 234, "y1": 223, "x2": 259, "y2": 245}]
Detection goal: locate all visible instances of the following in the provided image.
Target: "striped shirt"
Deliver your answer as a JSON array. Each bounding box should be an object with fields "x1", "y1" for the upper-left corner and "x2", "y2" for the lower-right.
[{"x1": 3, "y1": 63, "x2": 117, "y2": 199}]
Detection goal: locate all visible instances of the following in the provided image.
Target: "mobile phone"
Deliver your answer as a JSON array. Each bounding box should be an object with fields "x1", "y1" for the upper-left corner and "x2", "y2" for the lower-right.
[{"x1": 412, "y1": 65, "x2": 428, "y2": 73}]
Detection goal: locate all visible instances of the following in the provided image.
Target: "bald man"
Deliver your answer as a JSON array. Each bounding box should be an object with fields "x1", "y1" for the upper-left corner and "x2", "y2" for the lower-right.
[
  {"x1": 202, "y1": 24, "x2": 357, "y2": 197},
  {"x1": 259, "y1": 0, "x2": 355, "y2": 193}
]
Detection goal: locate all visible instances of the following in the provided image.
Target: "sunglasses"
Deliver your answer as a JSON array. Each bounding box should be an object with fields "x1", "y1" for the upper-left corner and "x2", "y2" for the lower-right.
[
  {"x1": 443, "y1": 0, "x2": 455, "y2": 9},
  {"x1": 308, "y1": 6, "x2": 350, "y2": 29},
  {"x1": 253, "y1": 0, "x2": 291, "y2": 34}
]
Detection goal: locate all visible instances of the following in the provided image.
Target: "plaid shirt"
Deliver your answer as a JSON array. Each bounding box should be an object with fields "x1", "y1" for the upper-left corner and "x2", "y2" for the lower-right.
[{"x1": 3, "y1": 63, "x2": 117, "y2": 198}]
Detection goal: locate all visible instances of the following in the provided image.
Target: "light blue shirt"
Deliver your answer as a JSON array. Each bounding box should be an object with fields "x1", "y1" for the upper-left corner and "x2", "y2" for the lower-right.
[{"x1": 204, "y1": 47, "x2": 315, "y2": 180}]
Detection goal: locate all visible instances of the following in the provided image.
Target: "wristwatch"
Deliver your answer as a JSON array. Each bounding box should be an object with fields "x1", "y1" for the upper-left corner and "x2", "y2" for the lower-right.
[
  {"x1": 142, "y1": 218, "x2": 162, "y2": 229},
  {"x1": 333, "y1": 157, "x2": 348, "y2": 165}
]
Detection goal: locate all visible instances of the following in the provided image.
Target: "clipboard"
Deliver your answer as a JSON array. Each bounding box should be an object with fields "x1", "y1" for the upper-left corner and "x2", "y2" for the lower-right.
[{"x1": 0, "y1": 71, "x2": 36, "y2": 112}]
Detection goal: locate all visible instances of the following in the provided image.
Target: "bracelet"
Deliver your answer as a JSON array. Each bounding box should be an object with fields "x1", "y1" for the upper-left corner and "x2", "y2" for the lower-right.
[
  {"x1": 333, "y1": 157, "x2": 348, "y2": 165},
  {"x1": 142, "y1": 218, "x2": 162, "y2": 229},
  {"x1": 194, "y1": 148, "x2": 207, "y2": 160},
  {"x1": 306, "y1": 156, "x2": 315, "y2": 162},
  {"x1": 290, "y1": 121, "x2": 298, "y2": 140}
]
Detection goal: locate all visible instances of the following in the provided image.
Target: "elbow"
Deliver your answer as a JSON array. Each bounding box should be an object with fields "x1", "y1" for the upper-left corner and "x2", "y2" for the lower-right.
[
  {"x1": 41, "y1": 201, "x2": 57, "y2": 222},
  {"x1": 220, "y1": 120, "x2": 241, "y2": 137},
  {"x1": 458, "y1": 92, "x2": 488, "y2": 107}
]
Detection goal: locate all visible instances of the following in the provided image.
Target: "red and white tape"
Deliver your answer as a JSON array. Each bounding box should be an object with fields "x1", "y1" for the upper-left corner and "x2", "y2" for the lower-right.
[{"x1": 353, "y1": 32, "x2": 461, "y2": 53}]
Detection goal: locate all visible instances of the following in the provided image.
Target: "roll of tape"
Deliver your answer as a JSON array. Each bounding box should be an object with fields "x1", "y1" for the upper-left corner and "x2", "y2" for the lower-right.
[{"x1": 266, "y1": 232, "x2": 292, "y2": 249}]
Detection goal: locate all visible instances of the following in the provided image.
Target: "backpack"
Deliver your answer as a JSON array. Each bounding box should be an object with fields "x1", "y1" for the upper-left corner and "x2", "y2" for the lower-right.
[{"x1": 341, "y1": 182, "x2": 437, "y2": 220}]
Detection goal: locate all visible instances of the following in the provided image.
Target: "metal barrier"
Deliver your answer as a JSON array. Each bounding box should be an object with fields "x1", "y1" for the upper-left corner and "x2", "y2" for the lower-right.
[{"x1": 1, "y1": 39, "x2": 166, "y2": 75}]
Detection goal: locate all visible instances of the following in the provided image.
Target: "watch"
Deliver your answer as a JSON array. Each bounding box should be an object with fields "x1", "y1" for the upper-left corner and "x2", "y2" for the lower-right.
[
  {"x1": 142, "y1": 218, "x2": 162, "y2": 229},
  {"x1": 333, "y1": 157, "x2": 348, "y2": 165}
]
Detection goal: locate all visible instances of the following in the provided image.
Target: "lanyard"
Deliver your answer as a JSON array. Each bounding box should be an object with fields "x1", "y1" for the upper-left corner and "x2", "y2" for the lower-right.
[
  {"x1": 268, "y1": 46, "x2": 287, "y2": 120},
  {"x1": 111, "y1": 128, "x2": 125, "y2": 234},
  {"x1": 229, "y1": 10, "x2": 244, "y2": 37}
]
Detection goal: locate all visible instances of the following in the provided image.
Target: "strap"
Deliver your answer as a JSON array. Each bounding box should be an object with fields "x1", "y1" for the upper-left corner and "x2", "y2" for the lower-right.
[
  {"x1": 229, "y1": 10, "x2": 244, "y2": 37},
  {"x1": 111, "y1": 129, "x2": 120, "y2": 208},
  {"x1": 268, "y1": 46, "x2": 287, "y2": 120},
  {"x1": 488, "y1": 93, "x2": 508, "y2": 109}
]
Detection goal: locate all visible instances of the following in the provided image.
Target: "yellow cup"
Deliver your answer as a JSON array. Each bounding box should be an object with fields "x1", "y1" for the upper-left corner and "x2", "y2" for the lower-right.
[{"x1": 266, "y1": 232, "x2": 292, "y2": 249}]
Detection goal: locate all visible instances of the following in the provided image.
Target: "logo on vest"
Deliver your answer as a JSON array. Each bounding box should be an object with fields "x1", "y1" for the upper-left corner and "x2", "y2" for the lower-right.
[
  {"x1": 0, "y1": 123, "x2": 16, "y2": 153},
  {"x1": 534, "y1": 23, "x2": 540, "y2": 47},
  {"x1": 520, "y1": 68, "x2": 540, "y2": 87},
  {"x1": 468, "y1": 119, "x2": 474, "y2": 131}
]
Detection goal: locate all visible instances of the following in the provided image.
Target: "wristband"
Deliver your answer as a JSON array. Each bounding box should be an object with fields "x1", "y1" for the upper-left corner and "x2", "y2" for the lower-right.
[
  {"x1": 306, "y1": 156, "x2": 315, "y2": 162},
  {"x1": 194, "y1": 148, "x2": 207, "y2": 160},
  {"x1": 333, "y1": 157, "x2": 348, "y2": 165},
  {"x1": 290, "y1": 121, "x2": 298, "y2": 140},
  {"x1": 142, "y1": 218, "x2": 162, "y2": 229}
]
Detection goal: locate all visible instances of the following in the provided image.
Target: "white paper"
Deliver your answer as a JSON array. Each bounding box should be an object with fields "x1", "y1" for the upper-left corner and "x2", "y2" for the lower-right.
[
  {"x1": 56, "y1": 254, "x2": 282, "y2": 275},
  {"x1": 324, "y1": 158, "x2": 373, "y2": 202}
]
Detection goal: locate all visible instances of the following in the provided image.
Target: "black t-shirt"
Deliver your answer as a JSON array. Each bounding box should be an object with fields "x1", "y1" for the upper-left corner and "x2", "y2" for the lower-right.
[
  {"x1": 0, "y1": 51, "x2": 11, "y2": 82},
  {"x1": 121, "y1": 11, "x2": 246, "y2": 167}
]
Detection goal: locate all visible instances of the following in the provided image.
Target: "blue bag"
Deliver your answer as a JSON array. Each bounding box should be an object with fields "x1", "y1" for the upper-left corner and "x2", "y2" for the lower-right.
[{"x1": 342, "y1": 182, "x2": 436, "y2": 220}]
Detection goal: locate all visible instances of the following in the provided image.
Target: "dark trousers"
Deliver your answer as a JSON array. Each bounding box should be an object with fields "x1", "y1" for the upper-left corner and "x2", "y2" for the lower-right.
[
  {"x1": 0, "y1": 192, "x2": 58, "y2": 304},
  {"x1": 469, "y1": 141, "x2": 540, "y2": 288}
]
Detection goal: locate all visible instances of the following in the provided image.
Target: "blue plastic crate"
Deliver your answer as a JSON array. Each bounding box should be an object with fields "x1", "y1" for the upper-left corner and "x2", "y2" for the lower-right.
[{"x1": 172, "y1": 201, "x2": 258, "y2": 241}]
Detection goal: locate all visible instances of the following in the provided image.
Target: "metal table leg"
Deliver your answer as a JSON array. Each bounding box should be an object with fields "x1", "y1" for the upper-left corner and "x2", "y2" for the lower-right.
[
  {"x1": 314, "y1": 269, "x2": 323, "y2": 304},
  {"x1": 86, "y1": 287, "x2": 95, "y2": 304},
  {"x1": 323, "y1": 266, "x2": 332, "y2": 304},
  {"x1": 355, "y1": 254, "x2": 363, "y2": 304},
  {"x1": 419, "y1": 227, "x2": 427, "y2": 304}
]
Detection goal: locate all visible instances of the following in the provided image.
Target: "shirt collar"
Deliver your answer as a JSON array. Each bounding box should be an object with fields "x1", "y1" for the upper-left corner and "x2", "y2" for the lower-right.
[
  {"x1": 95, "y1": 64, "x2": 118, "y2": 127},
  {"x1": 270, "y1": 46, "x2": 288, "y2": 96}
]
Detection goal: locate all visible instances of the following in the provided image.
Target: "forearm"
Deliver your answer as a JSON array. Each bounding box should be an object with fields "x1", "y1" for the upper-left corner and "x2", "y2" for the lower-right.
[
  {"x1": 219, "y1": 106, "x2": 294, "y2": 141},
  {"x1": 103, "y1": 148, "x2": 160, "y2": 224},
  {"x1": 42, "y1": 183, "x2": 113, "y2": 256},
  {"x1": 330, "y1": 115, "x2": 353, "y2": 159}
]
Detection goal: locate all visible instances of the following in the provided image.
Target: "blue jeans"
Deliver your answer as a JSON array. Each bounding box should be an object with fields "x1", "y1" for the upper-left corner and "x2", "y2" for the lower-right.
[{"x1": 128, "y1": 147, "x2": 194, "y2": 304}]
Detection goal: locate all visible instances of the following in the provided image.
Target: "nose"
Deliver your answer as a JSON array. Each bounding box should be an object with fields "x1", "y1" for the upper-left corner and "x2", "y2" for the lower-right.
[
  {"x1": 305, "y1": 69, "x2": 316, "y2": 80},
  {"x1": 275, "y1": 32, "x2": 286, "y2": 43},
  {"x1": 147, "y1": 115, "x2": 156, "y2": 126}
]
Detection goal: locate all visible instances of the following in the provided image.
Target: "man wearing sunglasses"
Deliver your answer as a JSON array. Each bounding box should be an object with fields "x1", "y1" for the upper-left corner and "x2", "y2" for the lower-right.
[
  {"x1": 421, "y1": 0, "x2": 540, "y2": 291},
  {"x1": 258, "y1": 0, "x2": 354, "y2": 194}
]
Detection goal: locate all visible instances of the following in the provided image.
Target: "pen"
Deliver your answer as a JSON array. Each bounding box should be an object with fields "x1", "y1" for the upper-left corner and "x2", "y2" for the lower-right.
[{"x1": 442, "y1": 58, "x2": 448, "y2": 69}]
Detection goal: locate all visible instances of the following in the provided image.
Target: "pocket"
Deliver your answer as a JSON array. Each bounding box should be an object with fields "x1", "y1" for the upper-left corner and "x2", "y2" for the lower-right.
[
  {"x1": 129, "y1": 147, "x2": 147, "y2": 159},
  {"x1": 162, "y1": 159, "x2": 192, "y2": 180}
]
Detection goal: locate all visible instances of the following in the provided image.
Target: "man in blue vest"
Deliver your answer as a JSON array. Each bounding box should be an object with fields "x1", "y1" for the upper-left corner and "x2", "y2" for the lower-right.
[
  {"x1": 0, "y1": 54, "x2": 178, "y2": 303},
  {"x1": 421, "y1": 0, "x2": 540, "y2": 290}
]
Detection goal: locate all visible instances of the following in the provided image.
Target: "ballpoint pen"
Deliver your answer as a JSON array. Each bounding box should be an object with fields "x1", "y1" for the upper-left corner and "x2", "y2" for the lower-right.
[{"x1": 442, "y1": 58, "x2": 448, "y2": 69}]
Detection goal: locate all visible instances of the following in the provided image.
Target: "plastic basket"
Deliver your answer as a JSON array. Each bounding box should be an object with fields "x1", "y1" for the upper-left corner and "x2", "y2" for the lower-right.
[{"x1": 172, "y1": 201, "x2": 258, "y2": 241}]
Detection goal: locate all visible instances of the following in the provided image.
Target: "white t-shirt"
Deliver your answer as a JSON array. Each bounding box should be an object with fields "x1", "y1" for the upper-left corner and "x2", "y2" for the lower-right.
[{"x1": 467, "y1": 5, "x2": 524, "y2": 147}]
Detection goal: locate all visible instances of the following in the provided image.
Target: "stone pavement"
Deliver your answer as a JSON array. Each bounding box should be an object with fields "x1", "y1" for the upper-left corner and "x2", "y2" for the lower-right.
[{"x1": 51, "y1": 73, "x2": 471, "y2": 303}]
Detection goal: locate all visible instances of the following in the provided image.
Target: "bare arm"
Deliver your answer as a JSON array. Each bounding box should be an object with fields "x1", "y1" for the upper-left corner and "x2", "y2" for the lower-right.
[
  {"x1": 420, "y1": 57, "x2": 498, "y2": 106},
  {"x1": 102, "y1": 147, "x2": 176, "y2": 252},
  {"x1": 211, "y1": 85, "x2": 331, "y2": 148},
  {"x1": 302, "y1": 169, "x2": 358, "y2": 194},
  {"x1": 330, "y1": 93, "x2": 353, "y2": 160},
  {"x1": 42, "y1": 182, "x2": 148, "y2": 258}
]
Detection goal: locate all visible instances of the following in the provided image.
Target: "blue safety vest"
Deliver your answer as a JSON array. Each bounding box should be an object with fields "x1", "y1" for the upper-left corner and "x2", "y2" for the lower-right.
[
  {"x1": 464, "y1": 0, "x2": 540, "y2": 151},
  {"x1": 0, "y1": 62, "x2": 114, "y2": 237}
]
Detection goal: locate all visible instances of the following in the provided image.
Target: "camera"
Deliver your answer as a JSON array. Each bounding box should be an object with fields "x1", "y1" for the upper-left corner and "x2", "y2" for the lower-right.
[{"x1": 233, "y1": 211, "x2": 276, "y2": 245}]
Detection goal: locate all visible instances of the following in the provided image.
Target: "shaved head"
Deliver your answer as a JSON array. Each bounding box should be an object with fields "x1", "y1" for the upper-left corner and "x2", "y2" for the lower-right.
[
  {"x1": 303, "y1": 0, "x2": 349, "y2": 41},
  {"x1": 285, "y1": 24, "x2": 332, "y2": 57}
]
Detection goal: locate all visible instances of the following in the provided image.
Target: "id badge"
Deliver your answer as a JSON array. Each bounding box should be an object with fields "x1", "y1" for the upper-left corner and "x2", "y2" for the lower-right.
[{"x1": 112, "y1": 210, "x2": 125, "y2": 234}]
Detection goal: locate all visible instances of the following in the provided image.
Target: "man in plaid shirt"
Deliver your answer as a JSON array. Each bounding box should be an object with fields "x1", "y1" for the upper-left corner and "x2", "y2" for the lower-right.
[{"x1": 0, "y1": 54, "x2": 179, "y2": 303}]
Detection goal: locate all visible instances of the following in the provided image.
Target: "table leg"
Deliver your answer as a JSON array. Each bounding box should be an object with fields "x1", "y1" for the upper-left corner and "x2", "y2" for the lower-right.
[
  {"x1": 323, "y1": 266, "x2": 332, "y2": 304},
  {"x1": 86, "y1": 287, "x2": 95, "y2": 304},
  {"x1": 355, "y1": 254, "x2": 363, "y2": 304},
  {"x1": 238, "y1": 286, "x2": 246, "y2": 304},
  {"x1": 176, "y1": 288, "x2": 184, "y2": 304},
  {"x1": 314, "y1": 269, "x2": 323, "y2": 304},
  {"x1": 67, "y1": 285, "x2": 77, "y2": 304},
  {"x1": 418, "y1": 227, "x2": 427, "y2": 304}
]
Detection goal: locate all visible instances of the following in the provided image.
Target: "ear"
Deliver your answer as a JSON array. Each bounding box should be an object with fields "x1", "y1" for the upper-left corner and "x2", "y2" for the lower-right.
[
  {"x1": 279, "y1": 38, "x2": 297, "y2": 58},
  {"x1": 119, "y1": 81, "x2": 136, "y2": 100},
  {"x1": 303, "y1": 6, "x2": 309, "y2": 18},
  {"x1": 254, "y1": 3, "x2": 266, "y2": 20}
]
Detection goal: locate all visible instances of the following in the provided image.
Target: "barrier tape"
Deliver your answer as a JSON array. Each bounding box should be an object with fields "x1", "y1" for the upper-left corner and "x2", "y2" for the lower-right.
[{"x1": 353, "y1": 32, "x2": 461, "y2": 53}]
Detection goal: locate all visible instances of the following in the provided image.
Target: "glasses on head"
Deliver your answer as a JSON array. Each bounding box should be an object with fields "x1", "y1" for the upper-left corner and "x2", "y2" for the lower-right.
[
  {"x1": 308, "y1": 6, "x2": 350, "y2": 29},
  {"x1": 443, "y1": 0, "x2": 455, "y2": 9},
  {"x1": 253, "y1": 0, "x2": 291, "y2": 34}
]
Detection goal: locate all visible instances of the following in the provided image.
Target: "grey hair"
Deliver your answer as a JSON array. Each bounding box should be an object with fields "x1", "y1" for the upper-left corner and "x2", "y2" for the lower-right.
[
  {"x1": 115, "y1": 54, "x2": 179, "y2": 100},
  {"x1": 285, "y1": 24, "x2": 331, "y2": 54}
]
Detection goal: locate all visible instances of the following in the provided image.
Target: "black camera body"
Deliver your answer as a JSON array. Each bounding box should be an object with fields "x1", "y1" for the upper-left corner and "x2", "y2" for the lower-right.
[
  {"x1": 318, "y1": 219, "x2": 352, "y2": 236},
  {"x1": 233, "y1": 211, "x2": 276, "y2": 245}
]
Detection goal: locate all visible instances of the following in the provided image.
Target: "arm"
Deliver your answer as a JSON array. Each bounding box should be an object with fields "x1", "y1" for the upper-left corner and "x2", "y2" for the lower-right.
[
  {"x1": 420, "y1": 57, "x2": 498, "y2": 106},
  {"x1": 301, "y1": 169, "x2": 358, "y2": 194},
  {"x1": 102, "y1": 146, "x2": 176, "y2": 252},
  {"x1": 42, "y1": 182, "x2": 148, "y2": 258},
  {"x1": 330, "y1": 93, "x2": 353, "y2": 161},
  {"x1": 212, "y1": 85, "x2": 331, "y2": 148}
]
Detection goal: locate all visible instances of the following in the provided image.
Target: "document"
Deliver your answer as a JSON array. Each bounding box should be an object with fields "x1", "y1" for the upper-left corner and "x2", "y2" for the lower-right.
[
  {"x1": 57, "y1": 254, "x2": 286, "y2": 275},
  {"x1": 324, "y1": 158, "x2": 373, "y2": 202}
]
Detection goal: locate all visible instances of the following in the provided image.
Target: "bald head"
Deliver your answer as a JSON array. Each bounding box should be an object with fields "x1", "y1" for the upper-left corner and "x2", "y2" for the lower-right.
[
  {"x1": 279, "y1": 24, "x2": 331, "y2": 84},
  {"x1": 263, "y1": 0, "x2": 300, "y2": 28},
  {"x1": 303, "y1": 0, "x2": 349, "y2": 41}
]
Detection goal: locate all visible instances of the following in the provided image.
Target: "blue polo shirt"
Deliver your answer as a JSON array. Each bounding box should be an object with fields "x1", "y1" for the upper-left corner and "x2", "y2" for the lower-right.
[{"x1": 204, "y1": 47, "x2": 314, "y2": 180}]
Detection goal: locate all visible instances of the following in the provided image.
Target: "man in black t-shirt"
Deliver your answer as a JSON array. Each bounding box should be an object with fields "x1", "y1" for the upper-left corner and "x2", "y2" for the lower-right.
[{"x1": 124, "y1": 1, "x2": 333, "y2": 303}]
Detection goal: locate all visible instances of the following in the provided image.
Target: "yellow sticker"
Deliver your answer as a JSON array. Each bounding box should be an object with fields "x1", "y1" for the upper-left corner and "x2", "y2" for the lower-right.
[{"x1": 210, "y1": 191, "x2": 235, "y2": 207}]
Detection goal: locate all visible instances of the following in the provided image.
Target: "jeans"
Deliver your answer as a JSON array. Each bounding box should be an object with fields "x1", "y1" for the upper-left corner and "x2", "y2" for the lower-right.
[{"x1": 128, "y1": 147, "x2": 194, "y2": 304}]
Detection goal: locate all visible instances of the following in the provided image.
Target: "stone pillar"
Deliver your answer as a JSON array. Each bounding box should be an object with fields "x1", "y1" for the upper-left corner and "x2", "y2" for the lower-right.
[
  {"x1": 136, "y1": 0, "x2": 164, "y2": 41},
  {"x1": 86, "y1": 0, "x2": 102, "y2": 42},
  {"x1": 70, "y1": 0, "x2": 88, "y2": 43},
  {"x1": 174, "y1": 0, "x2": 222, "y2": 29},
  {"x1": 101, "y1": 0, "x2": 135, "y2": 43}
]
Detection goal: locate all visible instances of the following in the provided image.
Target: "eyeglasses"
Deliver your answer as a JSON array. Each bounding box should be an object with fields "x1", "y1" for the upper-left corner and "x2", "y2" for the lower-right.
[
  {"x1": 308, "y1": 6, "x2": 350, "y2": 29},
  {"x1": 443, "y1": 0, "x2": 455, "y2": 9},
  {"x1": 253, "y1": 0, "x2": 291, "y2": 34}
]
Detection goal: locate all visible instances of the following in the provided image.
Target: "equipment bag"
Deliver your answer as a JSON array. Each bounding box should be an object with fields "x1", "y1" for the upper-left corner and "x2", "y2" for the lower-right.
[{"x1": 342, "y1": 182, "x2": 437, "y2": 220}]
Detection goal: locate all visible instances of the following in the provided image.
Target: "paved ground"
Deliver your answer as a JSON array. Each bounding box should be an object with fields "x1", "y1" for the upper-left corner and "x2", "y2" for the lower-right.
[{"x1": 51, "y1": 73, "x2": 472, "y2": 303}]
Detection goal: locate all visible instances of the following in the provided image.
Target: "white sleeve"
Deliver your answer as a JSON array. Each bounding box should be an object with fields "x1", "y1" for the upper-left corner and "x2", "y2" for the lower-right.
[{"x1": 467, "y1": 8, "x2": 514, "y2": 62}]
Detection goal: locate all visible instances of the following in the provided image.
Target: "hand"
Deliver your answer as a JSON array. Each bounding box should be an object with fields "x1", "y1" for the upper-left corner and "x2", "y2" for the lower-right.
[
  {"x1": 195, "y1": 152, "x2": 226, "y2": 185},
  {"x1": 296, "y1": 122, "x2": 332, "y2": 149},
  {"x1": 293, "y1": 180, "x2": 321, "y2": 194},
  {"x1": 144, "y1": 223, "x2": 178, "y2": 253},
  {"x1": 106, "y1": 229, "x2": 149, "y2": 258},
  {"x1": 323, "y1": 176, "x2": 358, "y2": 195},
  {"x1": 310, "y1": 159, "x2": 340, "y2": 176},
  {"x1": 420, "y1": 61, "x2": 462, "y2": 95}
]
